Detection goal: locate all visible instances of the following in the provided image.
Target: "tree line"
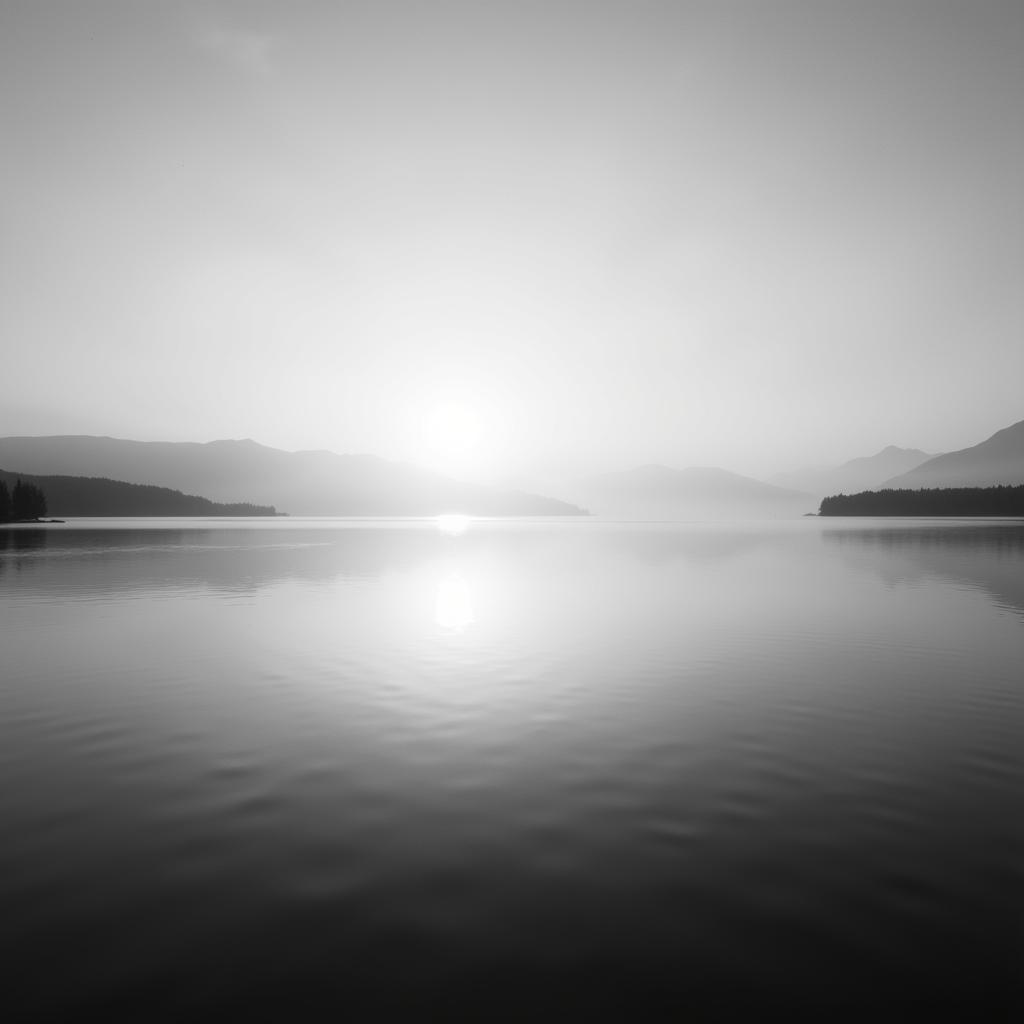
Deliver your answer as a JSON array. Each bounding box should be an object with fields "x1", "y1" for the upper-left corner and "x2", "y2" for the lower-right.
[
  {"x1": 819, "y1": 485, "x2": 1024, "y2": 516},
  {"x1": 0, "y1": 479, "x2": 48, "y2": 521}
]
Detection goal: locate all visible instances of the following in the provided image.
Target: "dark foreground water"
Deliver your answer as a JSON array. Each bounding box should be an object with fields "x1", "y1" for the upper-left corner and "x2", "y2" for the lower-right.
[{"x1": 1, "y1": 518, "x2": 1022, "y2": 1018}]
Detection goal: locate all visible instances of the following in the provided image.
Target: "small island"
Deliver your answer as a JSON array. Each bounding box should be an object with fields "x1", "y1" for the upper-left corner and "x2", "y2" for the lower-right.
[{"x1": 819, "y1": 484, "x2": 1024, "y2": 517}]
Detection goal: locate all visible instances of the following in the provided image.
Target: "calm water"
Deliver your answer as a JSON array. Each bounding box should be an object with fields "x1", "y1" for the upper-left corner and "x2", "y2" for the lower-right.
[{"x1": 2, "y1": 518, "x2": 1022, "y2": 1017}]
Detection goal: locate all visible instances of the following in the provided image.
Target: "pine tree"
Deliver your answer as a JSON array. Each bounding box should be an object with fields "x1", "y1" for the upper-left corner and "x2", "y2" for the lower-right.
[
  {"x1": 0, "y1": 479, "x2": 10, "y2": 520},
  {"x1": 28, "y1": 483, "x2": 47, "y2": 518},
  {"x1": 11, "y1": 480, "x2": 47, "y2": 520}
]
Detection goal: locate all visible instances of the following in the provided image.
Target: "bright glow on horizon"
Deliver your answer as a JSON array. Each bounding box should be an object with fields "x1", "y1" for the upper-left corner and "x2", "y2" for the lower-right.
[
  {"x1": 1, "y1": 4, "x2": 1022, "y2": 478},
  {"x1": 437, "y1": 514, "x2": 471, "y2": 536}
]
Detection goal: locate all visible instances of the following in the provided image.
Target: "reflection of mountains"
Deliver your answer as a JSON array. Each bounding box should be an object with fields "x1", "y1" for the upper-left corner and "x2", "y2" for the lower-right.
[
  {"x1": 0, "y1": 528, "x2": 452, "y2": 594},
  {"x1": 0, "y1": 523, "x2": 797, "y2": 595},
  {"x1": 822, "y1": 525, "x2": 1024, "y2": 615},
  {"x1": 596, "y1": 524, "x2": 788, "y2": 566},
  {"x1": 0, "y1": 528, "x2": 51, "y2": 579},
  {"x1": 0, "y1": 528, "x2": 50, "y2": 552}
]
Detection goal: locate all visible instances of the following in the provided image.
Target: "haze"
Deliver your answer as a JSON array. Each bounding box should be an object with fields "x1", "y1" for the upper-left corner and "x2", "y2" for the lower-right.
[{"x1": 2, "y1": 1, "x2": 1022, "y2": 484}]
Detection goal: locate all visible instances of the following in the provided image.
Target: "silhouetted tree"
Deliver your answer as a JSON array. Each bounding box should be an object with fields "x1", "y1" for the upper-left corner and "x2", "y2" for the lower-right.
[
  {"x1": 11, "y1": 479, "x2": 47, "y2": 520},
  {"x1": 0, "y1": 480, "x2": 10, "y2": 520}
]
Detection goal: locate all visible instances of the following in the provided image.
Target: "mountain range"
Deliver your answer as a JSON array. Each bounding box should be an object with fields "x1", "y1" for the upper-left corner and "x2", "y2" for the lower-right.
[
  {"x1": 2, "y1": 415, "x2": 1022, "y2": 520},
  {"x1": 0, "y1": 469, "x2": 277, "y2": 518},
  {"x1": 882, "y1": 418, "x2": 1024, "y2": 489},
  {"x1": 0, "y1": 436, "x2": 584, "y2": 517},
  {"x1": 573, "y1": 465, "x2": 812, "y2": 520},
  {"x1": 770, "y1": 446, "x2": 935, "y2": 500}
]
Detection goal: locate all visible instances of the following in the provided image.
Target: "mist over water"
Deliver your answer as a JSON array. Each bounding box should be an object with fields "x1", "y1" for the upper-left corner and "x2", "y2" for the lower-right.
[{"x1": 2, "y1": 519, "x2": 1022, "y2": 1016}]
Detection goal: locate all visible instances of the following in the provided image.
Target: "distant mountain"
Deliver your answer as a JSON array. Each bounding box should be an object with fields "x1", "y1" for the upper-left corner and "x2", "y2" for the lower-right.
[
  {"x1": 883, "y1": 418, "x2": 1024, "y2": 489},
  {"x1": 0, "y1": 436, "x2": 585, "y2": 516},
  {"x1": 0, "y1": 469, "x2": 276, "y2": 517},
  {"x1": 770, "y1": 446, "x2": 934, "y2": 500},
  {"x1": 574, "y1": 464, "x2": 812, "y2": 520}
]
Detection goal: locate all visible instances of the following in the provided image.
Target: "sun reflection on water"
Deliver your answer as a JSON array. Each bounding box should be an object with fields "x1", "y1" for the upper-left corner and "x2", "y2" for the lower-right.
[
  {"x1": 436, "y1": 514, "x2": 471, "y2": 536},
  {"x1": 434, "y1": 573, "x2": 474, "y2": 632}
]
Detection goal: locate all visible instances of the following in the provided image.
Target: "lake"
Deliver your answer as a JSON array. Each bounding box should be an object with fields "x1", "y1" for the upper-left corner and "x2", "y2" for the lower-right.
[{"x1": 1, "y1": 518, "x2": 1021, "y2": 1017}]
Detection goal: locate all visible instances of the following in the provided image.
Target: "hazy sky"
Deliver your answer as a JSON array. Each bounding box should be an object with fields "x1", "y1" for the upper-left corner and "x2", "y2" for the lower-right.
[{"x1": 2, "y1": 1, "x2": 1022, "y2": 482}]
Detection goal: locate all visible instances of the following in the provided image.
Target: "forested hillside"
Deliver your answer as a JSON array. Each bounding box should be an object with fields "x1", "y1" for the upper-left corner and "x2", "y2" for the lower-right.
[{"x1": 0, "y1": 470, "x2": 276, "y2": 517}]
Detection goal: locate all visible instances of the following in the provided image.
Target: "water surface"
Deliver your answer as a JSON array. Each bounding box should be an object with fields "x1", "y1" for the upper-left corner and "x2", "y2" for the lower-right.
[{"x1": 2, "y1": 518, "x2": 1022, "y2": 1017}]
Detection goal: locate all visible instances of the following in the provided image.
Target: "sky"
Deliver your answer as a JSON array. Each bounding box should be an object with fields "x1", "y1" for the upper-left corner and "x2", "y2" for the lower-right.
[{"x1": 1, "y1": 0, "x2": 1022, "y2": 484}]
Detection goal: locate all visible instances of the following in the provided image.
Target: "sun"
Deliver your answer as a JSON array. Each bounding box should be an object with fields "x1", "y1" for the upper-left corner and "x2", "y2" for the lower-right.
[{"x1": 421, "y1": 401, "x2": 484, "y2": 476}]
